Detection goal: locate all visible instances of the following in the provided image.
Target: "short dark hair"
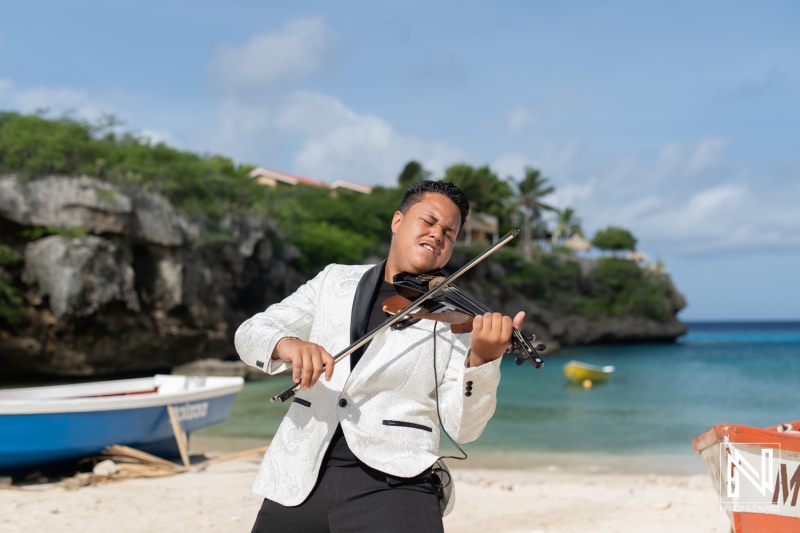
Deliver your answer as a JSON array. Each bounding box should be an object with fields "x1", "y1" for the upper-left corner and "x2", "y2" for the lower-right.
[{"x1": 398, "y1": 180, "x2": 470, "y2": 229}]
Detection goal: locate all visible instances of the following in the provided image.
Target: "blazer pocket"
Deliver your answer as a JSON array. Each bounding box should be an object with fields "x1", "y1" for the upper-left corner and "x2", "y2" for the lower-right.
[
  {"x1": 382, "y1": 419, "x2": 433, "y2": 432},
  {"x1": 293, "y1": 397, "x2": 312, "y2": 408}
]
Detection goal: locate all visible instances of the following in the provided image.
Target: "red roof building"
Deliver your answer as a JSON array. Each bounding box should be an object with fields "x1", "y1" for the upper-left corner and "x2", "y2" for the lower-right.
[{"x1": 249, "y1": 167, "x2": 372, "y2": 194}]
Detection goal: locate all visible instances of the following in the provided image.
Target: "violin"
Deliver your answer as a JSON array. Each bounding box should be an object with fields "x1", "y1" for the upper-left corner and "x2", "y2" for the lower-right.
[
  {"x1": 271, "y1": 229, "x2": 543, "y2": 403},
  {"x1": 382, "y1": 273, "x2": 546, "y2": 368}
]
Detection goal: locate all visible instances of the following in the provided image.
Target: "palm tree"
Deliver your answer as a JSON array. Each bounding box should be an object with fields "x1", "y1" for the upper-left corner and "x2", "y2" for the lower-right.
[
  {"x1": 552, "y1": 207, "x2": 583, "y2": 245},
  {"x1": 511, "y1": 167, "x2": 556, "y2": 260}
]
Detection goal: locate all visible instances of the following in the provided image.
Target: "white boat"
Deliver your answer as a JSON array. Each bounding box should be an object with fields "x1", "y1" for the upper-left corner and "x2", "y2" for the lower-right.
[{"x1": 0, "y1": 374, "x2": 244, "y2": 474}]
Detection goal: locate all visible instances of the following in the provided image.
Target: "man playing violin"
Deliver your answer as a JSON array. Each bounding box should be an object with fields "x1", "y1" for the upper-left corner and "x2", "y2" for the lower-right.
[{"x1": 235, "y1": 180, "x2": 525, "y2": 532}]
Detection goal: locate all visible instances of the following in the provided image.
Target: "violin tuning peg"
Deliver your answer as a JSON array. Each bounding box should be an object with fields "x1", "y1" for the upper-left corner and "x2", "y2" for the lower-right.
[
  {"x1": 535, "y1": 344, "x2": 547, "y2": 351},
  {"x1": 514, "y1": 356, "x2": 524, "y2": 366}
]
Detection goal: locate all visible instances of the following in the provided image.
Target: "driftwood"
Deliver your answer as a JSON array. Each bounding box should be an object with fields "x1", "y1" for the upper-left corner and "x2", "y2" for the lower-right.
[
  {"x1": 56, "y1": 444, "x2": 269, "y2": 490},
  {"x1": 7, "y1": 401, "x2": 267, "y2": 490}
]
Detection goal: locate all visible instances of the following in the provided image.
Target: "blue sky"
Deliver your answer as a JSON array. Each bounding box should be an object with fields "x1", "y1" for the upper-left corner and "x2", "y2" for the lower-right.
[{"x1": 2, "y1": 0, "x2": 798, "y2": 320}]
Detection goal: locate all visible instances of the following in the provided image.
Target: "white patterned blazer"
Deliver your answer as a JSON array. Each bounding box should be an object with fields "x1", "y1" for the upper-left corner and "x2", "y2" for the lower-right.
[{"x1": 234, "y1": 262, "x2": 502, "y2": 515}]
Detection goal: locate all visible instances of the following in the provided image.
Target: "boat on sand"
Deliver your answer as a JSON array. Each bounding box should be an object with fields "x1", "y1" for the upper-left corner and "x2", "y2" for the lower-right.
[
  {"x1": 692, "y1": 418, "x2": 800, "y2": 532},
  {"x1": 0, "y1": 374, "x2": 243, "y2": 475}
]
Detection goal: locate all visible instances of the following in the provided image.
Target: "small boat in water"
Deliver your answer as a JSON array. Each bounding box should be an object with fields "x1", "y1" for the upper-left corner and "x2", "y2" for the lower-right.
[
  {"x1": 0, "y1": 374, "x2": 244, "y2": 475},
  {"x1": 562, "y1": 360, "x2": 615, "y2": 384},
  {"x1": 693, "y1": 419, "x2": 800, "y2": 532}
]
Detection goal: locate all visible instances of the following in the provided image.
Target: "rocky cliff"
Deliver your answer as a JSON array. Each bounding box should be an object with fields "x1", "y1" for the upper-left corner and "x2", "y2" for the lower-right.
[
  {"x1": 0, "y1": 175, "x2": 687, "y2": 378},
  {"x1": 448, "y1": 249, "x2": 687, "y2": 347},
  {"x1": 0, "y1": 175, "x2": 305, "y2": 377}
]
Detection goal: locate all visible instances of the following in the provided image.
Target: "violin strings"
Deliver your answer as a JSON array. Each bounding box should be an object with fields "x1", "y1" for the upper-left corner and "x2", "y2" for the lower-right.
[
  {"x1": 437, "y1": 289, "x2": 481, "y2": 316},
  {"x1": 442, "y1": 286, "x2": 492, "y2": 315}
]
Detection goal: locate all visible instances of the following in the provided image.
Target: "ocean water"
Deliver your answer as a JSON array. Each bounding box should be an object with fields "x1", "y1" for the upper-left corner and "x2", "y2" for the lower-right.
[{"x1": 196, "y1": 321, "x2": 800, "y2": 464}]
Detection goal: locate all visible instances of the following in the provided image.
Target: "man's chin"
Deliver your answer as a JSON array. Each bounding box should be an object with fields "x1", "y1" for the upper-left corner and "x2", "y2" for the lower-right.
[{"x1": 405, "y1": 261, "x2": 443, "y2": 275}]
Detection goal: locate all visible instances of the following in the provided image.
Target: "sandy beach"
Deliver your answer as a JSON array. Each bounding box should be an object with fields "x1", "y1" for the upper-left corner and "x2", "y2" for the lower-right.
[{"x1": 2, "y1": 447, "x2": 731, "y2": 533}]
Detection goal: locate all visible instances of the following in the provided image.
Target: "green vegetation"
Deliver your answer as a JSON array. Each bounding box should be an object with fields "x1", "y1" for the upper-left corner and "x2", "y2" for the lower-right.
[
  {"x1": 0, "y1": 244, "x2": 24, "y2": 327},
  {"x1": 21, "y1": 225, "x2": 86, "y2": 240},
  {"x1": 494, "y1": 251, "x2": 672, "y2": 321},
  {"x1": 443, "y1": 163, "x2": 513, "y2": 216},
  {"x1": 260, "y1": 184, "x2": 403, "y2": 273},
  {"x1": 507, "y1": 167, "x2": 556, "y2": 260},
  {"x1": 0, "y1": 111, "x2": 263, "y2": 220},
  {"x1": 0, "y1": 111, "x2": 676, "y2": 321},
  {"x1": 591, "y1": 226, "x2": 638, "y2": 255},
  {"x1": 553, "y1": 207, "x2": 583, "y2": 243}
]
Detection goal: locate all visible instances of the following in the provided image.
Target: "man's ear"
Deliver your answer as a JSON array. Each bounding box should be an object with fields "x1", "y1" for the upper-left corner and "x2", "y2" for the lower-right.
[{"x1": 390, "y1": 211, "x2": 403, "y2": 234}]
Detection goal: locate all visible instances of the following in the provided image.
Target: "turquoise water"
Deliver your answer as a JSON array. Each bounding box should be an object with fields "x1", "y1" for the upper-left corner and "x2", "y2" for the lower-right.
[{"x1": 196, "y1": 321, "x2": 800, "y2": 459}]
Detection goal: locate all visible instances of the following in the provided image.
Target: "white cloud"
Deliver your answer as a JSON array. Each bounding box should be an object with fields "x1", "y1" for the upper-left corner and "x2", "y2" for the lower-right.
[
  {"x1": 13, "y1": 86, "x2": 90, "y2": 112},
  {"x1": 137, "y1": 127, "x2": 177, "y2": 146},
  {"x1": 0, "y1": 79, "x2": 113, "y2": 122},
  {"x1": 492, "y1": 138, "x2": 800, "y2": 255},
  {"x1": 508, "y1": 107, "x2": 532, "y2": 136},
  {"x1": 687, "y1": 137, "x2": 728, "y2": 175},
  {"x1": 205, "y1": 21, "x2": 465, "y2": 185},
  {"x1": 651, "y1": 137, "x2": 729, "y2": 182},
  {"x1": 0, "y1": 78, "x2": 179, "y2": 150},
  {"x1": 210, "y1": 91, "x2": 466, "y2": 186},
  {"x1": 492, "y1": 152, "x2": 533, "y2": 180},
  {"x1": 209, "y1": 17, "x2": 341, "y2": 95},
  {"x1": 289, "y1": 101, "x2": 465, "y2": 186}
]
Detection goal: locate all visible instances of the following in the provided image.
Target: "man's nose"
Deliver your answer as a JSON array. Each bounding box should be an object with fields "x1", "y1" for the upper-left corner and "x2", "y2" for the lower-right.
[{"x1": 431, "y1": 224, "x2": 444, "y2": 242}]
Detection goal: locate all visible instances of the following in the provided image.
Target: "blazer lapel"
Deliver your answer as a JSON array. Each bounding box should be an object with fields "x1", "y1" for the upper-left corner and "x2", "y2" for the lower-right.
[{"x1": 349, "y1": 260, "x2": 386, "y2": 370}]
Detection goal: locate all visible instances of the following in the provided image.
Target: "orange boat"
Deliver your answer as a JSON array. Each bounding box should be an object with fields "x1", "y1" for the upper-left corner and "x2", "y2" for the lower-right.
[{"x1": 692, "y1": 419, "x2": 800, "y2": 532}]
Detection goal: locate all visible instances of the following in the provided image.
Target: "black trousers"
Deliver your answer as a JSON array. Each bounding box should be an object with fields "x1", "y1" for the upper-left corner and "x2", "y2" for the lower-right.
[{"x1": 250, "y1": 462, "x2": 444, "y2": 533}]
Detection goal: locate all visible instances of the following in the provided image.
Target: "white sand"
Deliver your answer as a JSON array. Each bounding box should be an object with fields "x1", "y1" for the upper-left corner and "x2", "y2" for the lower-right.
[{"x1": 1, "y1": 453, "x2": 731, "y2": 533}]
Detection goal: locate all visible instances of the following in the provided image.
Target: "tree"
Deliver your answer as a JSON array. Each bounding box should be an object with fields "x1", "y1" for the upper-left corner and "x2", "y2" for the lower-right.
[
  {"x1": 397, "y1": 160, "x2": 430, "y2": 189},
  {"x1": 552, "y1": 207, "x2": 583, "y2": 245},
  {"x1": 509, "y1": 167, "x2": 556, "y2": 260},
  {"x1": 591, "y1": 226, "x2": 637, "y2": 256},
  {"x1": 442, "y1": 163, "x2": 514, "y2": 214}
]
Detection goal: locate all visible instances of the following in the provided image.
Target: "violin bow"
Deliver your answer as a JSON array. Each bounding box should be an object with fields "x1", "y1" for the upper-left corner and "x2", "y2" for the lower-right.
[{"x1": 271, "y1": 228, "x2": 522, "y2": 403}]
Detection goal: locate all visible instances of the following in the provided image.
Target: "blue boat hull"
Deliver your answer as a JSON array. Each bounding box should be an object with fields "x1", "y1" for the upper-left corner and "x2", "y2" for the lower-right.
[{"x1": 0, "y1": 392, "x2": 239, "y2": 474}]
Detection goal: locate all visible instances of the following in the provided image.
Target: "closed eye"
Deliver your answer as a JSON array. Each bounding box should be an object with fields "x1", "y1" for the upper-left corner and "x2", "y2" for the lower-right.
[{"x1": 422, "y1": 217, "x2": 455, "y2": 242}]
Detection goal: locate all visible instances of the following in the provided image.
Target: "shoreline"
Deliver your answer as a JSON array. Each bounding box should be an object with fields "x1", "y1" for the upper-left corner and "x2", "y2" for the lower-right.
[{"x1": 192, "y1": 434, "x2": 708, "y2": 476}]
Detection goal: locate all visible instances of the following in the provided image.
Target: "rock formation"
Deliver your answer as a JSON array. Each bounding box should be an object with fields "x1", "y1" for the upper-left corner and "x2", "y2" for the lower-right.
[
  {"x1": 0, "y1": 175, "x2": 304, "y2": 377},
  {"x1": 0, "y1": 175, "x2": 687, "y2": 378},
  {"x1": 452, "y1": 255, "x2": 687, "y2": 347}
]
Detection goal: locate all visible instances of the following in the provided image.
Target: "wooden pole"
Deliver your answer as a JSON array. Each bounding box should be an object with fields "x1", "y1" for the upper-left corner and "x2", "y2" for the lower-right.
[{"x1": 166, "y1": 405, "x2": 190, "y2": 468}]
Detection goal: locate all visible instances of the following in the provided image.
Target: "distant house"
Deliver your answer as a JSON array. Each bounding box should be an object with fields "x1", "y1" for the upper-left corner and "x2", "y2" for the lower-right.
[
  {"x1": 329, "y1": 180, "x2": 373, "y2": 195},
  {"x1": 625, "y1": 251, "x2": 650, "y2": 263},
  {"x1": 249, "y1": 167, "x2": 372, "y2": 195},
  {"x1": 563, "y1": 234, "x2": 591, "y2": 252},
  {"x1": 459, "y1": 212, "x2": 499, "y2": 245}
]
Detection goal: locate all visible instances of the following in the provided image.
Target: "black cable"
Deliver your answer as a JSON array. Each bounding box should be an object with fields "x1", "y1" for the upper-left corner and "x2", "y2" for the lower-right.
[{"x1": 433, "y1": 321, "x2": 468, "y2": 464}]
